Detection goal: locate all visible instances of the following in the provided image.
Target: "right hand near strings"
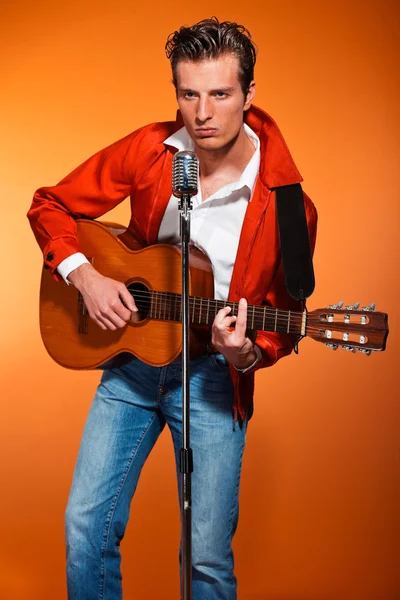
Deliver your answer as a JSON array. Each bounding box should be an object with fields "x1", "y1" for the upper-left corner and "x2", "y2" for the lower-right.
[{"x1": 68, "y1": 263, "x2": 137, "y2": 330}]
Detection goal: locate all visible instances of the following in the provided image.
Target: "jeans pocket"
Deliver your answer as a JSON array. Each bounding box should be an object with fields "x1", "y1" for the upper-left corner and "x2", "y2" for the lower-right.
[{"x1": 208, "y1": 352, "x2": 229, "y2": 371}]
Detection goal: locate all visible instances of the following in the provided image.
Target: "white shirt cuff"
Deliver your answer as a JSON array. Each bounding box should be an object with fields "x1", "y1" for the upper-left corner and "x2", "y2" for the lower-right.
[
  {"x1": 233, "y1": 344, "x2": 262, "y2": 373},
  {"x1": 57, "y1": 253, "x2": 90, "y2": 284}
]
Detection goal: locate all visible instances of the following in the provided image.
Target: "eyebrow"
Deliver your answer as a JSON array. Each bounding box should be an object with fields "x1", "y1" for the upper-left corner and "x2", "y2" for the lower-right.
[{"x1": 178, "y1": 86, "x2": 236, "y2": 93}]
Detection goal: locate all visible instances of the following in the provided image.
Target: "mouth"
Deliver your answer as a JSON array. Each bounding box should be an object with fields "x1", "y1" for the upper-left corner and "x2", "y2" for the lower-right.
[{"x1": 194, "y1": 128, "x2": 218, "y2": 137}]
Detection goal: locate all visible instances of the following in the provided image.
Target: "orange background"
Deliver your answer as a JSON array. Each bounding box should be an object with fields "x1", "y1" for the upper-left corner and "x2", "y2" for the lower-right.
[{"x1": 1, "y1": 1, "x2": 399, "y2": 598}]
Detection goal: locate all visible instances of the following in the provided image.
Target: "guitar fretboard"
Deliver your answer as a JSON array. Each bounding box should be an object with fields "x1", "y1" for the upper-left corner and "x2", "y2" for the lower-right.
[{"x1": 146, "y1": 290, "x2": 304, "y2": 335}]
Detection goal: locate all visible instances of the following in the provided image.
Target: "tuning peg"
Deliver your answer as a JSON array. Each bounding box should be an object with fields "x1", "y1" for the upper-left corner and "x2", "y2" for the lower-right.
[
  {"x1": 342, "y1": 345, "x2": 356, "y2": 353},
  {"x1": 345, "y1": 302, "x2": 360, "y2": 311},
  {"x1": 328, "y1": 301, "x2": 344, "y2": 309},
  {"x1": 326, "y1": 342, "x2": 339, "y2": 350},
  {"x1": 358, "y1": 348, "x2": 372, "y2": 356},
  {"x1": 362, "y1": 303, "x2": 376, "y2": 312}
]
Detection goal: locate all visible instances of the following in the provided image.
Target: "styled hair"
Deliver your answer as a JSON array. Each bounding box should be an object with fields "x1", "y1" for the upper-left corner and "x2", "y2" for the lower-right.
[{"x1": 165, "y1": 17, "x2": 257, "y2": 95}]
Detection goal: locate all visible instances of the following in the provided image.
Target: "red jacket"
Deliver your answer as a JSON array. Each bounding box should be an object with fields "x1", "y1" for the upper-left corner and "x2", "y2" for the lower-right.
[{"x1": 28, "y1": 104, "x2": 317, "y2": 420}]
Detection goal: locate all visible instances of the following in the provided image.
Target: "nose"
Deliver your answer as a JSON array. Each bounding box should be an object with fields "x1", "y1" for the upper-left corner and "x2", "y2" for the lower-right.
[{"x1": 196, "y1": 95, "x2": 213, "y2": 123}]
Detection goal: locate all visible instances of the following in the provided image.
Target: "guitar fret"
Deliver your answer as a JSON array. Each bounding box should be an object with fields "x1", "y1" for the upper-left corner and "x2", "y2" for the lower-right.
[
  {"x1": 154, "y1": 292, "x2": 157, "y2": 319},
  {"x1": 206, "y1": 298, "x2": 210, "y2": 325},
  {"x1": 274, "y1": 309, "x2": 278, "y2": 332},
  {"x1": 173, "y1": 294, "x2": 177, "y2": 321},
  {"x1": 262, "y1": 306, "x2": 266, "y2": 331},
  {"x1": 192, "y1": 297, "x2": 196, "y2": 323},
  {"x1": 287, "y1": 311, "x2": 291, "y2": 333},
  {"x1": 199, "y1": 297, "x2": 202, "y2": 324},
  {"x1": 156, "y1": 292, "x2": 159, "y2": 320},
  {"x1": 149, "y1": 292, "x2": 154, "y2": 319},
  {"x1": 167, "y1": 293, "x2": 171, "y2": 322},
  {"x1": 251, "y1": 305, "x2": 255, "y2": 329}
]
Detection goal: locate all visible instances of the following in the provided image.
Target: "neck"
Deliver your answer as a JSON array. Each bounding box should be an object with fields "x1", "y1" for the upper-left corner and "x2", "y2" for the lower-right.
[{"x1": 195, "y1": 125, "x2": 255, "y2": 179}]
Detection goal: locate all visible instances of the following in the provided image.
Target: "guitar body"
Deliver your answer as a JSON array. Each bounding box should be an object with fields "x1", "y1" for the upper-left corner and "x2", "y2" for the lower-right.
[{"x1": 40, "y1": 220, "x2": 214, "y2": 369}]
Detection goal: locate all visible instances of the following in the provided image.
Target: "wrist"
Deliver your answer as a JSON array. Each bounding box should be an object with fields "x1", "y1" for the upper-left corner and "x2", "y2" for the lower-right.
[
  {"x1": 233, "y1": 349, "x2": 257, "y2": 370},
  {"x1": 67, "y1": 263, "x2": 96, "y2": 289},
  {"x1": 233, "y1": 345, "x2": 262, "y2": 373}
]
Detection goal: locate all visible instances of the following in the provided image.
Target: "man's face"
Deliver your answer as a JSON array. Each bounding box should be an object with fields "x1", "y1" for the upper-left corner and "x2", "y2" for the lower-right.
[{"x1": 175, "y1": 54, "x2": 255, "y2": 152}]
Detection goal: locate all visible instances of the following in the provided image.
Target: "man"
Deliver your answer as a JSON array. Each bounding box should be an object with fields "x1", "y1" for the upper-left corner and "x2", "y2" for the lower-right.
[{"x1": 28, "y1": 17, "x2": 317, "y2": 600}]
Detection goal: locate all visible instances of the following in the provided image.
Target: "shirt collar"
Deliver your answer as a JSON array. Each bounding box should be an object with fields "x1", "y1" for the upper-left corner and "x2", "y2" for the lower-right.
[{"x1": 164, "y1": 124, "x2": 260, "y2": 201}]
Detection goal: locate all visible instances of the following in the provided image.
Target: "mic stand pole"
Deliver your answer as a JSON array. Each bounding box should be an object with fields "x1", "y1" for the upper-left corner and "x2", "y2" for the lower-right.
[{"x1": 179, "y1": 192, "x2": 193, "y2": 600}]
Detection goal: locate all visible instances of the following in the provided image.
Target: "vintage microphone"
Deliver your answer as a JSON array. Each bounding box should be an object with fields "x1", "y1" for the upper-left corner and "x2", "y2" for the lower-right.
[
  {"x1": 172, "y1": 150, "x2": 199, "y2": 600},
  {"x1": 172, "y1": 151, "x2": 199, "y2": 199}
]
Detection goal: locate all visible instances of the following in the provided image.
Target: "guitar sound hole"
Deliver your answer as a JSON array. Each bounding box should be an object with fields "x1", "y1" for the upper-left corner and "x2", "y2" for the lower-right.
[{"x1": 127, "y1": 282, "x2": 151, "y2": 321}]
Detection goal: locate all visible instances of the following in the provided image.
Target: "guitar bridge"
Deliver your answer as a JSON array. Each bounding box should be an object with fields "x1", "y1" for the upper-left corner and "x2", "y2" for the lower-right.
[{"x1": 78, "y1": 291, "x2": 89, "y2": 334}]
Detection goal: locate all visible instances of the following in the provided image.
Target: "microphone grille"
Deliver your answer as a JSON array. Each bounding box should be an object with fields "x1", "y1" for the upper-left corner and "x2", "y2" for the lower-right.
[{"x1": 172, "y1": 151, "x2": 199, "y2": 197}]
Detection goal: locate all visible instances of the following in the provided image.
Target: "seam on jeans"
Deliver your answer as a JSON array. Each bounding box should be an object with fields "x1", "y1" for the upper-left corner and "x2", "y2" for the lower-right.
[
  {"x1": 226, "y1": 425, "x2": 247, "y2": 582},
  {"x1": 99, "y1": 411, "x2": 159, "y2": 599}
]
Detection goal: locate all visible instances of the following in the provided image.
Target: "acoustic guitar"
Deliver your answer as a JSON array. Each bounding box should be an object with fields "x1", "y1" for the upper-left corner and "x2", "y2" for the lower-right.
[{"x1": 39, "y1": 220, "x2": 389, "y2": 369}]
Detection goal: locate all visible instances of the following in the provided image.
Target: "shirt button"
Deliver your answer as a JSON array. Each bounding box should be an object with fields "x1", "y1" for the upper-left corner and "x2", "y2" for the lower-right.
[{"x1": 46, "y1": 252, "x2": 55, "y2": 261}]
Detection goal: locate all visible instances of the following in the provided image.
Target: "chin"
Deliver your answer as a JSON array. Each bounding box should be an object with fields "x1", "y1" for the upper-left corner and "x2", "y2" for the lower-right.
[{"x1": 194, "y1": 136, "x2": 228, "y2": 152}]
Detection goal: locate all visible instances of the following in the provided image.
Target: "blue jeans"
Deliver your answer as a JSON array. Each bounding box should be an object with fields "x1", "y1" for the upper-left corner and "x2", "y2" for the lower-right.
[{"x1": 65, "y1": 354, "x2": 248, "y2": 599}]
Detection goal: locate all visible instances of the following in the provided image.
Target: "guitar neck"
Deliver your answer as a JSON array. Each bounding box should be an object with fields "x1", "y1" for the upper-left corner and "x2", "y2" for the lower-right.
[{"x1": 146, "y1": 291, "x2": 303, "y2": 335}]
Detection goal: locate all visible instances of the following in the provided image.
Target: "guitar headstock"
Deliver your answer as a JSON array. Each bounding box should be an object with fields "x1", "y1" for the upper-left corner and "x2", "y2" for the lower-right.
[{"x1": 307, "y1": 302, "x2": 389, "y2": 355}]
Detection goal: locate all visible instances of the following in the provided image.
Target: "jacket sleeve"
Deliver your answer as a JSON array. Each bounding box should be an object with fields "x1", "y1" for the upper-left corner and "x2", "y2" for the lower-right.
[
  {"x1": 27, "y1": 124, "x2": 152, "y2": 280},
  {"x1": 252, "y1": 191, "x2": 318, "y2": 371}
]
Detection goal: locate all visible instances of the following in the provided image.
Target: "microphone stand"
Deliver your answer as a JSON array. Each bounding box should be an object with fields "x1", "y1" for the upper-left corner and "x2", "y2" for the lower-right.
[{"x1": 179, "y1": 191, "x2": 193, "y2": 600}]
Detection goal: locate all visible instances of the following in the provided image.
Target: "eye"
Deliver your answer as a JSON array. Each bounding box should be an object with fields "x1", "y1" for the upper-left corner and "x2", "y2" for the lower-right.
[
  {"x1": 215, "y1": 91, "x2": 227, "y2": 98},
  {"x1": 184, "y1": 91, "x2": 196, "y2": 98}
]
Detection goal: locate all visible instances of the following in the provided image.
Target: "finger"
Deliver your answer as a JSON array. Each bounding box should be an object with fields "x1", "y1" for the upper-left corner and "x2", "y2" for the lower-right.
[
  {"x1": 100, "y1": 308, "x2": 127, "y2": 329},
  {"x1": 95, "y1": 319, "x2": 107, "y2": 331},
  {"x1": 101, "y1": 318, "x2": 117, "y2": 330},
  {"x1": 113, "y1": 301, "x2": 132, "y2": 322},
  {"x1": 119, "y1": 286, "x2": 137, "y2": 312},
  {"x1": 214, "y1": 305, "x2": 232, "y2": 324},
  {"x1": 214, "y1": 315, "x2": 237, "y2": 331},
  {"x1": 110, "y1": 293, "x2": 132, "y2": 322},
  {"x1": 235, "y1": 298, "x2": 248, "y2": 338},
  {"x1": 211, "y1": 316, "x2": 236, "y2": 346},
  {"x1": 93, "y1": 314, "x2": 116, "y2": 331}
]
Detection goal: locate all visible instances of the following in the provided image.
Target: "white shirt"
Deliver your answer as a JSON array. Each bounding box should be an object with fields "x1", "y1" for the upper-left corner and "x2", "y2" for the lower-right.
[{"x1": 58, "y1": 123, "x2": 261, "y2": 302}]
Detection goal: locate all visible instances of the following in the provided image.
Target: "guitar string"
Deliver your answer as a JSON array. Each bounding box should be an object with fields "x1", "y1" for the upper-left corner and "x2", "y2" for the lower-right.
[
  {"x1": 128, "y1": 289, "x2": 308, "y2": 316},
  {"x1": 126, "y1": 289, "x2": 347, "y2": 319},
  {"x1": 131, "y1": 294, "x2": 306, "y2": 325}
]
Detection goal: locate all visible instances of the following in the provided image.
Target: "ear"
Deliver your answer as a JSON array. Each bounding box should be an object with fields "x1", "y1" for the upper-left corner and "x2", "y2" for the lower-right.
[{"x1": 244, "y1": 81, "x2": 256, "y2": 111}]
